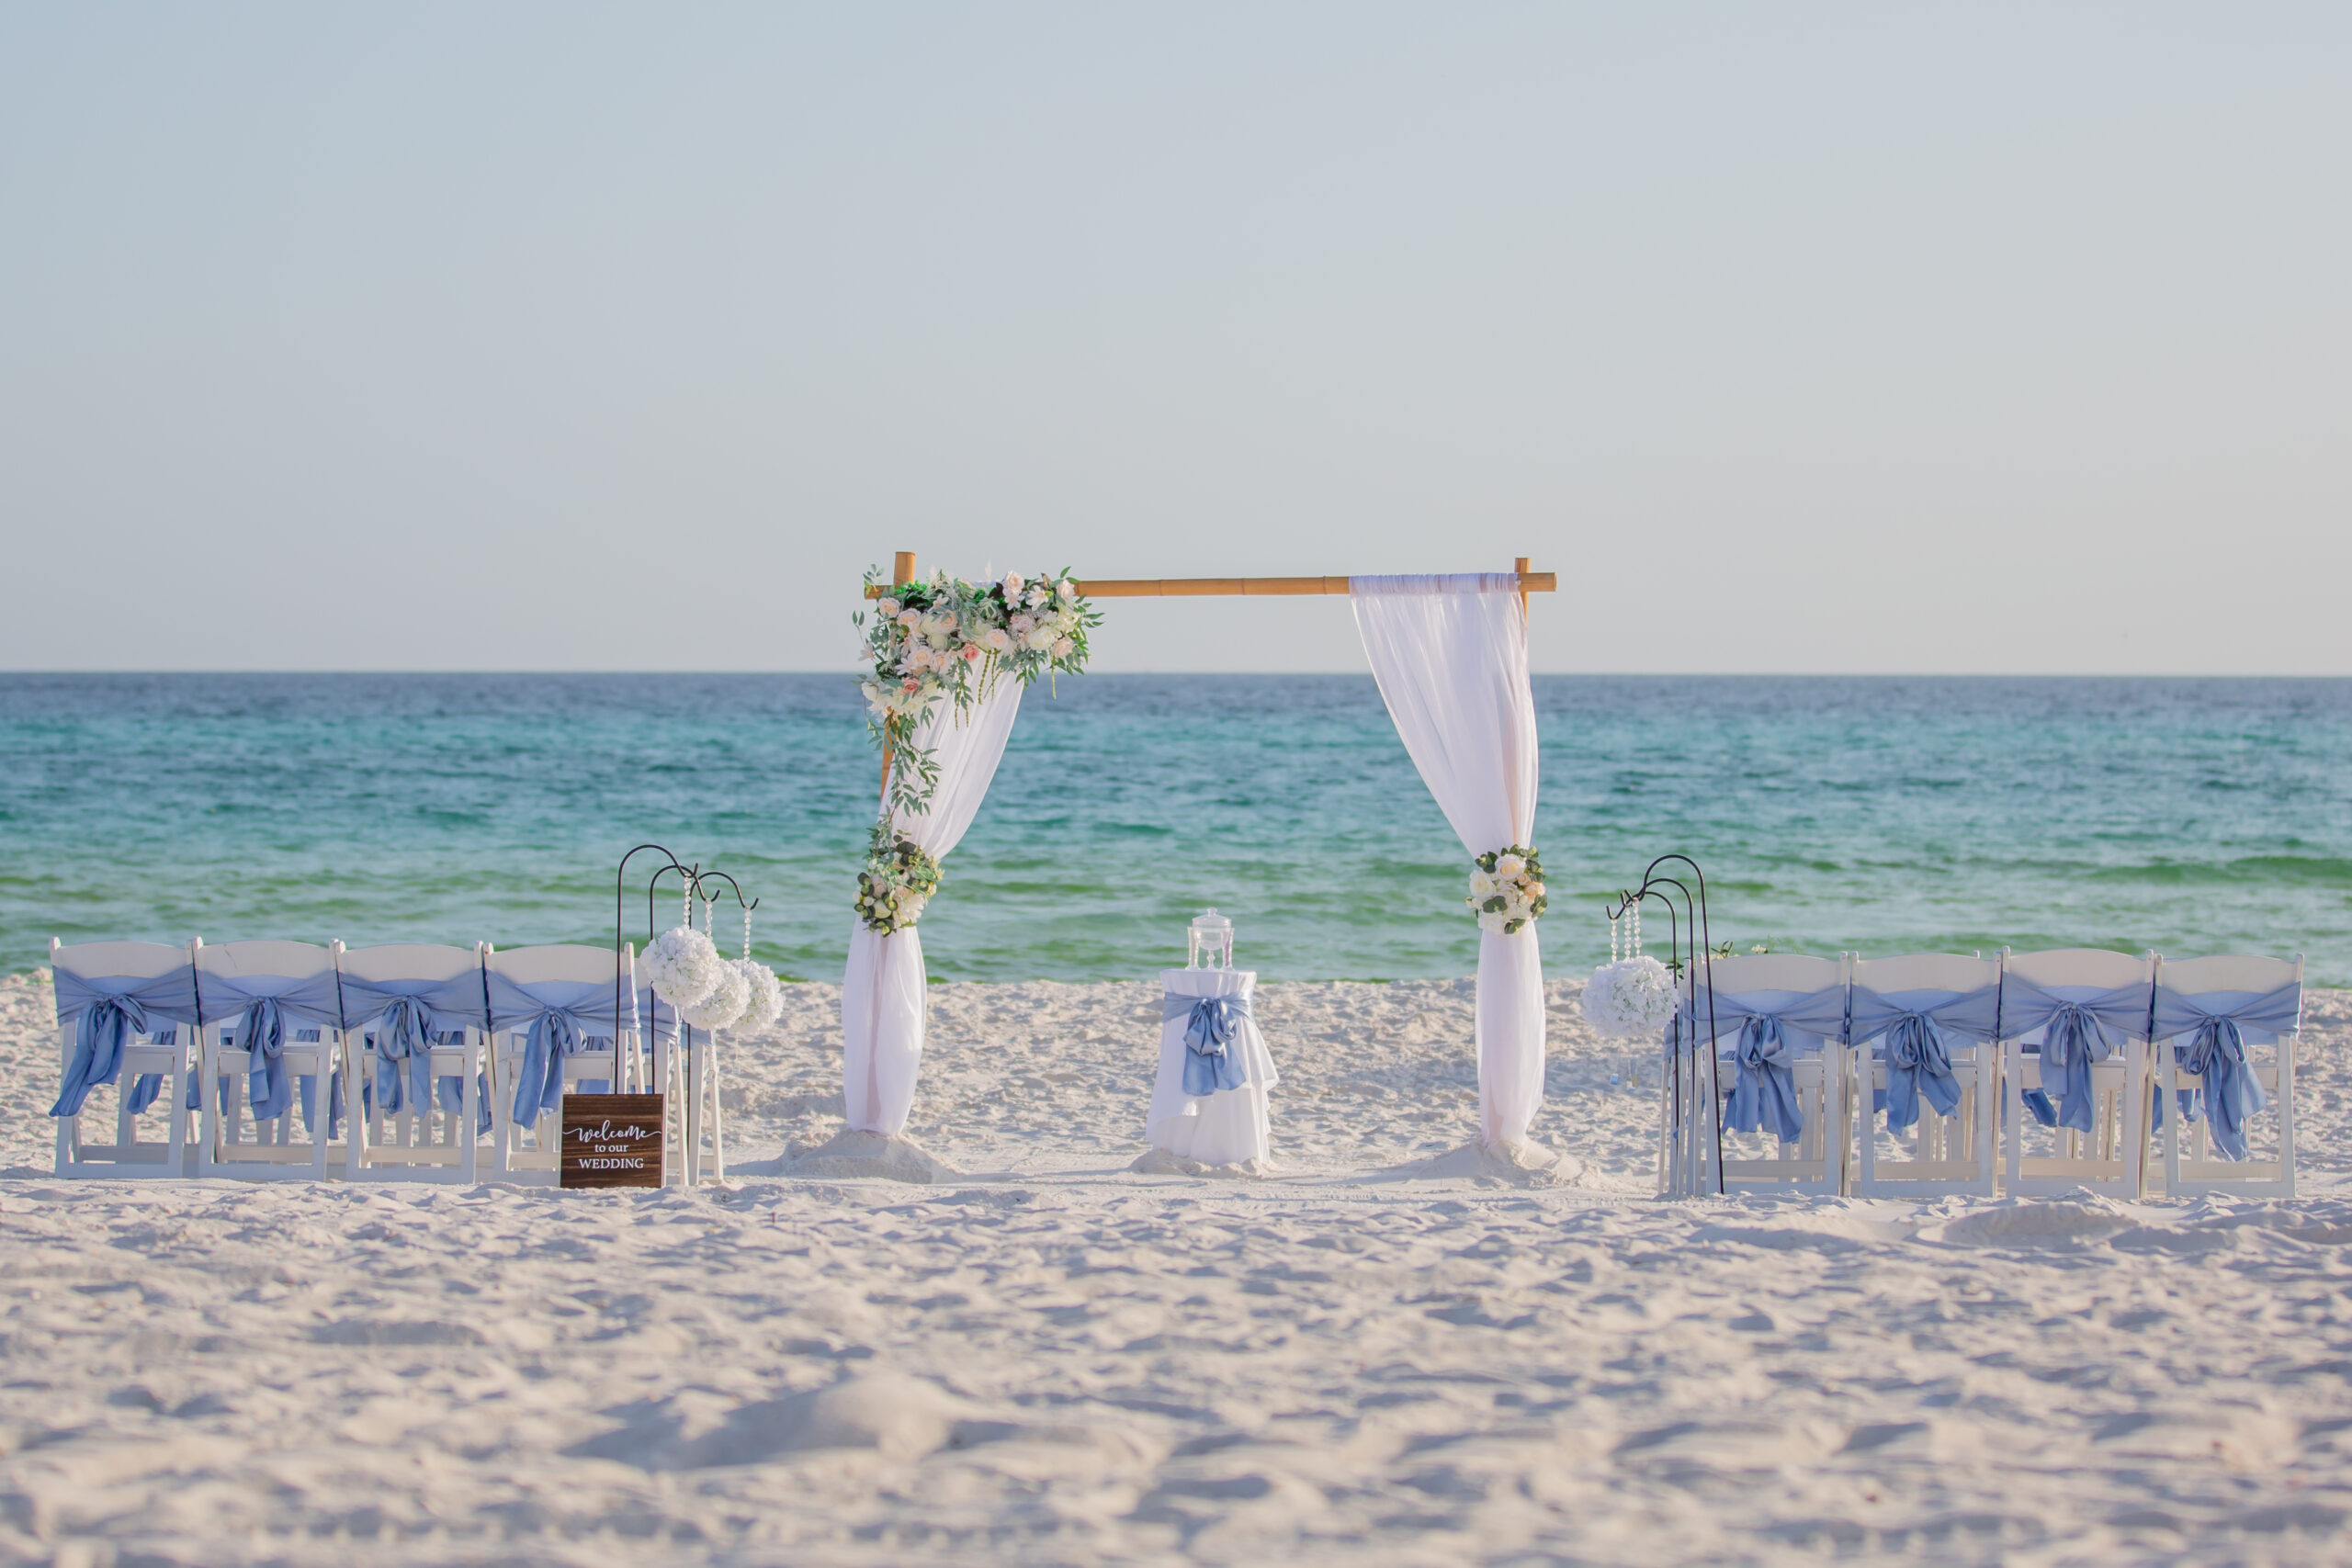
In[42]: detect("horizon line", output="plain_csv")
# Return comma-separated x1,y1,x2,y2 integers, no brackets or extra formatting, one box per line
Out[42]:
6,669,2352,682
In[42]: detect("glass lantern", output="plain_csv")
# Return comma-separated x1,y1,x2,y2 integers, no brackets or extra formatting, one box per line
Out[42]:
1187,908,1234,970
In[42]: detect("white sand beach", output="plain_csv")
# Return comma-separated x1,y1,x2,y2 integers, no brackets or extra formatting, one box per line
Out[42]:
5,968,2351,1565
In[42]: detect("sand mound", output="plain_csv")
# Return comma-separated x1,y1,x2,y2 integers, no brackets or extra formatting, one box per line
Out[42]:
1387,1136,1586,1188
1127,1146,1272,1179
750,1129,965,1184
570,1372,965,1469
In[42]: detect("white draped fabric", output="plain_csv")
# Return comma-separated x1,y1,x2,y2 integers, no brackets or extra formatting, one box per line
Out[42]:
1147,967,1279,1166
841,680,1025,1134
1349,575,1544,1147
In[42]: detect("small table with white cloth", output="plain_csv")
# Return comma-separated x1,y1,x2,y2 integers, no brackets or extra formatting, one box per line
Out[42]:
1147,967,1278,1167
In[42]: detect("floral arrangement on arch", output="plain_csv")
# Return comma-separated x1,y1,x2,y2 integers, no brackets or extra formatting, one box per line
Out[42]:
1467,845,1547,936
856,832,941,936
857,567,1099,818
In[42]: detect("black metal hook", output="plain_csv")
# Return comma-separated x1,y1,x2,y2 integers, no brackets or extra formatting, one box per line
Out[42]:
1605,854,1726,1196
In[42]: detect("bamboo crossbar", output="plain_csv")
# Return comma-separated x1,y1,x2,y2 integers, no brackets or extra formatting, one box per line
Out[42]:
864,570,1556,599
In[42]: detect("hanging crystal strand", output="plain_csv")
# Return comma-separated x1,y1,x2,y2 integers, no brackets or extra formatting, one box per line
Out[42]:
1610,911,1620,964
741,904,752,963
1631,905,1642,959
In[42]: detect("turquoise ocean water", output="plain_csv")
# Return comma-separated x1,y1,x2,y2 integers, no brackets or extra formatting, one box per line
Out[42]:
3,675,2347,985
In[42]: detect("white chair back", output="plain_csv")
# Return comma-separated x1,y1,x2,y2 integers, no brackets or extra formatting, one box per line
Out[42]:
2000,948,2155,1199
2151,952,2303,1199
191,940,344,1181
53,940,192,985
1676,953,1849,1198
2002,946,2150,997
1849,952,1997,999
1699,953,1846,999
336,942,482,989
49,937,200,1179
1849,952,2003,1199
334,942,489,1184
483,944,639,1183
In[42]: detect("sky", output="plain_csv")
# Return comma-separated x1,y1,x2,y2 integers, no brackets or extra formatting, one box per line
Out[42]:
2,4,2346,674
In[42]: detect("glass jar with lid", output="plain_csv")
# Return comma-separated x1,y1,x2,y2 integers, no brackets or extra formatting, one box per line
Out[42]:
1187,908,1234,970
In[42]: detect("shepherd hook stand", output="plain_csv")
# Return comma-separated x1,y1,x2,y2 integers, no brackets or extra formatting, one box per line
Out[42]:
1606,854,1726,1198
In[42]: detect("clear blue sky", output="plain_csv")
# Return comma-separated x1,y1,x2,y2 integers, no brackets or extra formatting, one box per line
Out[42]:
3,4,2345,672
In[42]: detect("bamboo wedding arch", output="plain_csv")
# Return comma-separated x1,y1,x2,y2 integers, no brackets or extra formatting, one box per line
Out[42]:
865,551,1559,609
862,549,1557,791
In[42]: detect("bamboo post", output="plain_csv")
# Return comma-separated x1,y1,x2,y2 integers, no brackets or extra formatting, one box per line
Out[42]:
879,550,915,805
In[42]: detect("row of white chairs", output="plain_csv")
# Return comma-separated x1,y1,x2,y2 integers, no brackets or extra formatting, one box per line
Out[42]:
1657,948,2302,1201
46,938,730,1186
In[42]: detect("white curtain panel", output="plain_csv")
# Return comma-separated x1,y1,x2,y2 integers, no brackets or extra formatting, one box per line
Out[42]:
1350,574,1544,1147
841,678,1026,1135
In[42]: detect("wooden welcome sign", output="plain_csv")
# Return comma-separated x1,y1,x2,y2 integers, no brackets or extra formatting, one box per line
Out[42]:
560,1093,665,1189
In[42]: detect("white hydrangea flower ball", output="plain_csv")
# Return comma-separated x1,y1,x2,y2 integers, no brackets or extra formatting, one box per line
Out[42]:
1582,955,1681,1040
733,957,784,1032
641,924,725,1009
683,957,751,1032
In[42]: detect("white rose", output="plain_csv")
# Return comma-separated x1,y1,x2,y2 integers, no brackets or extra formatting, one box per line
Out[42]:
1002,571,1025,596
1477,911,1508,936
1023,626,1056,651
1010,613,1035,636
877,597,900,617
1057,578,1076,601
1469,870,1499,898
1525,882,1545,901
1051,636,1074,658
985,627,1012,652
1496,852,1525,879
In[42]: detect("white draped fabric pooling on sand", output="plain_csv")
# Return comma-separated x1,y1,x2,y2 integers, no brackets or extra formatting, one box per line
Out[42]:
840,679,1023,1137
1350,574,1545,1151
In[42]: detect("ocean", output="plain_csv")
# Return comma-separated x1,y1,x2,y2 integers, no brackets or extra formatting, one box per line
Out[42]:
3,674,2347,985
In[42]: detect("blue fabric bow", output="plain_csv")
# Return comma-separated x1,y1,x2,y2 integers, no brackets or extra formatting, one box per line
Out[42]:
1164,992,1250,1097
2040,1003,2117,1134
1881,1014,1962,1134
2177,1018,2267,1160
238,998,291,1120
2149,981,2298,1161
1724,1016,1804,1144
1996,976,2150,1136
50,994,151,1119
371,996,438,1117
511,1009,587,1125
1849,983,1999,1134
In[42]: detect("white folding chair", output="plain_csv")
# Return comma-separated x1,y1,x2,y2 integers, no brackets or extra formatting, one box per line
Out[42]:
481,944,649,1184
194,940,345,1181
49,938,201,1178
1687,953,1851,1196
1848,953,2002,1199
2151,953,2301,1200
1999,948,2155,1199
334,942,490,1184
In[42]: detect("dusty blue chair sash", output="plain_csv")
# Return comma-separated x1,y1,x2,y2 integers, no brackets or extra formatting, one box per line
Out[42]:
1998,977,2151,1134
2151,981,2299,1161
195,965,344,1121
1849,985,2001,1134
1683,986,1848,1145
51,964,199,1119
482,967,649,1124
1164,992,1251,1097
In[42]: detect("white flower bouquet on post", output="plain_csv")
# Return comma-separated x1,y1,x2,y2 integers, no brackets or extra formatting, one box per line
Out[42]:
1467,845,1547,936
